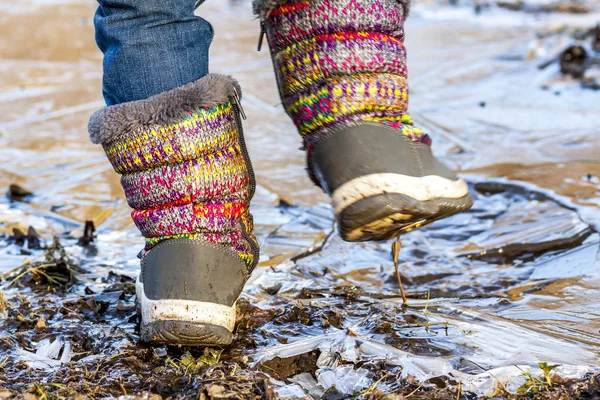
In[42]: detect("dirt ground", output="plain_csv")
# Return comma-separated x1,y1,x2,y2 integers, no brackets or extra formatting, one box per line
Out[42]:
0,0,599,398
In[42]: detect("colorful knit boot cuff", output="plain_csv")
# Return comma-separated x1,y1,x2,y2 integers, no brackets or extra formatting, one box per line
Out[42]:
88,74,259,273
254,0,430,182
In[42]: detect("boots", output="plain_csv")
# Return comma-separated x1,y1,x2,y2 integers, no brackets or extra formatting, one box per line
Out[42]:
89,74,259,346
254,0,473,242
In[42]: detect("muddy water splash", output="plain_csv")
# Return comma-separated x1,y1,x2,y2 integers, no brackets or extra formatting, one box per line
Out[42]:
1,0,599,398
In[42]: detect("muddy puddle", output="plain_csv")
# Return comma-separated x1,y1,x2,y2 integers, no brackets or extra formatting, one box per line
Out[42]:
1,0,599,398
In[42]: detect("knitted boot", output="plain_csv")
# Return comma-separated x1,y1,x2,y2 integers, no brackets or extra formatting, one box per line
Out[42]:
254,0,473,242
89,74,259,346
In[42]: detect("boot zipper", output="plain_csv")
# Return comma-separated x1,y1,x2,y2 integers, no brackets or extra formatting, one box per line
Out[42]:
231,87,246,120
230,89,260,273
230,90,254,198
256,19,287,102
257,21,266,52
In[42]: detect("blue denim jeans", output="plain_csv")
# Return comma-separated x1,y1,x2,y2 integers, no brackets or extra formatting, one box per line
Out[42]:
94,0,213,106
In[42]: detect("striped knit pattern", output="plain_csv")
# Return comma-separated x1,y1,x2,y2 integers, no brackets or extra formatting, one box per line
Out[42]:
103,102,258,271
260,0,430,147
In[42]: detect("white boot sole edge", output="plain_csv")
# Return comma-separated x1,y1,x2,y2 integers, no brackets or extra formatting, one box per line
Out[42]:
332,173,470,214
135,278,236,332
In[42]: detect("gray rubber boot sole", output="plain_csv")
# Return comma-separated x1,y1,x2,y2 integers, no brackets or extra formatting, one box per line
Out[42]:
338,192,474,242
142,320,234,346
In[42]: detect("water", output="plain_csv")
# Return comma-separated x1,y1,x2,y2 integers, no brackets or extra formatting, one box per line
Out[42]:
0,0,599,398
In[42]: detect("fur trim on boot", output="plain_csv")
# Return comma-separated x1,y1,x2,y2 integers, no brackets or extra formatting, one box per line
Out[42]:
89,73,242,145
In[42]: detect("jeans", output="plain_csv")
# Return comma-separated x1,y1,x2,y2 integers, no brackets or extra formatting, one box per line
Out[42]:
94,0,213,106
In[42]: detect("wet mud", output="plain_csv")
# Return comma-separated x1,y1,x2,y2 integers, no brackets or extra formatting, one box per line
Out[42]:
1,0,600,398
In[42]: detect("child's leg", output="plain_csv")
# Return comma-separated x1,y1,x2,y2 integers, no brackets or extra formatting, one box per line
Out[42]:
89,0,259,346
94,0,213,105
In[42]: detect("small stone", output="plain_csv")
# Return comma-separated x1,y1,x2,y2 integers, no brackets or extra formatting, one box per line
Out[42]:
7,184,32,200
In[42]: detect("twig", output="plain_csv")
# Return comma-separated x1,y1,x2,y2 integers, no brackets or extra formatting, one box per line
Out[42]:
392,238,407,306
7,263,57,287
405,382,424,398
7,265,39,287
424,289,431,314
362,371,390,395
